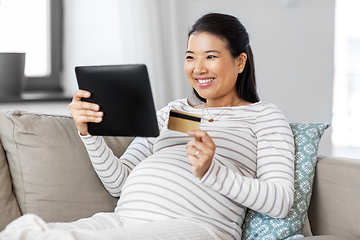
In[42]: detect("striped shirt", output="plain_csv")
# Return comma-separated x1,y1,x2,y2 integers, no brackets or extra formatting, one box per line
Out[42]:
80,99,294,240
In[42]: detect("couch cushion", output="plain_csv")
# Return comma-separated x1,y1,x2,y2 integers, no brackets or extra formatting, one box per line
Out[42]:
0,110,133,223
242,123,329,240
0,140,21,231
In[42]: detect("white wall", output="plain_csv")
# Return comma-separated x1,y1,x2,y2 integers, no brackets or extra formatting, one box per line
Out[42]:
62,0,124,98
62,0,335,155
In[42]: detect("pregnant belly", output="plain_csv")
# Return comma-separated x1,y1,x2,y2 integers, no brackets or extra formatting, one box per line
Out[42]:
114,153,209,222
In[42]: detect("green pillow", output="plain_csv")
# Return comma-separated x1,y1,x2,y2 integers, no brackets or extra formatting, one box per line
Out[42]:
241,123,330,240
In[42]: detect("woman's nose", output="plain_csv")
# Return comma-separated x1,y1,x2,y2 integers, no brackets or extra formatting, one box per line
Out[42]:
194,60,207,74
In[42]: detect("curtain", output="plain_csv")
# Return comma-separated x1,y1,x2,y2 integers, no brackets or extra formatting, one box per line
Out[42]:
63,0,191,110
117,0,191,109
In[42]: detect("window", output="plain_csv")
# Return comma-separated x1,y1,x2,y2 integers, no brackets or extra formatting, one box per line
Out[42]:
0,0,63,92
332,0,360,158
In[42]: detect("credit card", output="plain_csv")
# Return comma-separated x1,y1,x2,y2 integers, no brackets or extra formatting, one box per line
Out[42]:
168,110,201,133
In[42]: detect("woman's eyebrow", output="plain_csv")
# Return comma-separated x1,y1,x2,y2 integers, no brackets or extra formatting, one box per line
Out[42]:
205,50,221,54
185,50,221,54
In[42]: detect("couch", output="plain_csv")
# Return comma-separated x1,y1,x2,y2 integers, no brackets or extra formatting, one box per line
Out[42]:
0,110,358,239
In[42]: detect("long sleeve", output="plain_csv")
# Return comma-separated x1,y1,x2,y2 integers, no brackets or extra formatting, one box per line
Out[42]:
200,104,294,218
79,106,169,197
80,135,154,197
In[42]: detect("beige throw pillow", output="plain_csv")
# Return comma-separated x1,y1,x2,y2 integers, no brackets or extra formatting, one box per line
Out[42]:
0,111,133,223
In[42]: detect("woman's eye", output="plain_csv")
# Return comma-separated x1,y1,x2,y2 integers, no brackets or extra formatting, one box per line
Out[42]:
207,55,216,59
186,55,194,60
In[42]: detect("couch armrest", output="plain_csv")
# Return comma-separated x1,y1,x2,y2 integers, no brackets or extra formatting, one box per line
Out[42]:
0,140,21,231
308,156,360,239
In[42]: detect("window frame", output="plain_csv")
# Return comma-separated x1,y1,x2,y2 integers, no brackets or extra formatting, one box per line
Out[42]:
24,0,63,92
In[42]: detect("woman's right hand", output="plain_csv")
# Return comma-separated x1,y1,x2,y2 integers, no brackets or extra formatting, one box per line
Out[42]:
68,90,103,136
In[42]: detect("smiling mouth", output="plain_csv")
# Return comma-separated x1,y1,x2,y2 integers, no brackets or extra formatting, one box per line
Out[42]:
196,78,215,84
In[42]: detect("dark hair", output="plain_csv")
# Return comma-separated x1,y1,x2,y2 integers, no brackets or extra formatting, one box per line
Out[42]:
188,13,260,103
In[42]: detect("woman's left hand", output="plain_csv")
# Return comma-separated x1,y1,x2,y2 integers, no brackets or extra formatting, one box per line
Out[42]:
186,130,216,179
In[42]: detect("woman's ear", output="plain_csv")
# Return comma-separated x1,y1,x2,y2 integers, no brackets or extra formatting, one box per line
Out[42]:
237,53,247,73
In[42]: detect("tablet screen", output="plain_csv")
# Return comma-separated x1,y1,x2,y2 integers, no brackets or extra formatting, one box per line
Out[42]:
75,64,159,137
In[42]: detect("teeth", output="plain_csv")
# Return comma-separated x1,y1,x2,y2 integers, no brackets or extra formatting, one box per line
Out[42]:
198,78,214,84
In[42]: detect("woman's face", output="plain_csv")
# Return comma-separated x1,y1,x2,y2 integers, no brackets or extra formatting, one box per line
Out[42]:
184,32,246,106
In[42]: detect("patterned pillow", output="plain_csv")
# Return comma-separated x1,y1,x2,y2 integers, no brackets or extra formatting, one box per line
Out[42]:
241,123,330,240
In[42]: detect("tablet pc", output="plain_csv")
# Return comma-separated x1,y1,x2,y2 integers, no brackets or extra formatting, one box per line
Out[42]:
75,64,159,137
